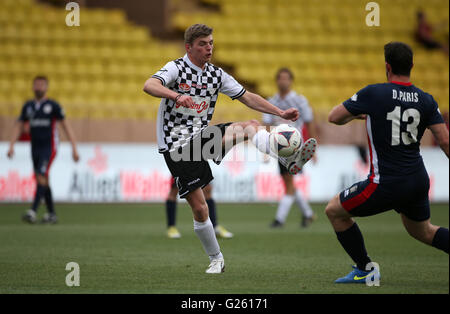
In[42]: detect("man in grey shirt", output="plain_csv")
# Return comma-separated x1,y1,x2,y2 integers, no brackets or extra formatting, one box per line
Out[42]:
263,68,317,228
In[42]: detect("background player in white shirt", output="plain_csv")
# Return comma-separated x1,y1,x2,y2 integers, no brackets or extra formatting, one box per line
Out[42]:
143,24,314,274
263,68,317,228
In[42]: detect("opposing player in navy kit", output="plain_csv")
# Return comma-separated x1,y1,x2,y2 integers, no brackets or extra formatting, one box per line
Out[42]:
326,42,449,283
7,76,79,224
144,24,315,273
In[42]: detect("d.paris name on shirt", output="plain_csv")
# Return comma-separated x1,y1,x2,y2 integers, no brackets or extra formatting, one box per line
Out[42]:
392,89,419,103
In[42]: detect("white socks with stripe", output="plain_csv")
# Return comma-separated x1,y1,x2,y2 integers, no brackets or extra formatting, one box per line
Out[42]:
193,217,223,261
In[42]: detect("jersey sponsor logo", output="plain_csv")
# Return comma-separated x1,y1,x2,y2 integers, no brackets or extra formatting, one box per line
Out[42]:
30,119,51,127
179,83,191,92
191,82,208,89
174,96,210,117
43,104,52,114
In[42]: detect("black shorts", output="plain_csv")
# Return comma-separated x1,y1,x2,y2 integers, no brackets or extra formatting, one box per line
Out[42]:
163,123,232,198
278,161,302,175
278,161,289,175
339,169,431,222
31,145,56,177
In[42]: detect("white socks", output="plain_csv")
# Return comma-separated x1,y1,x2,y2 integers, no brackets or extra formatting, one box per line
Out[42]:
275,195,295,223
193,217,223,261
275,191,314,222
295,189,314,218
252,129,288,167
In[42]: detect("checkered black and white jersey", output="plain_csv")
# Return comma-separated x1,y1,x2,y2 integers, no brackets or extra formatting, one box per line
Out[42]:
262,91,313,130
152,54,246,153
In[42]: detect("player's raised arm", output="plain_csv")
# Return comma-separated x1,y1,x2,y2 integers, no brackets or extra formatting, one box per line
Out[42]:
429,123,449,158
238,91,299,122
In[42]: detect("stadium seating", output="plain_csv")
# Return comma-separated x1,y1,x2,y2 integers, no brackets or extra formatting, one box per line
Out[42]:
173,0,449,117
0,0,448,123
0,0,182,119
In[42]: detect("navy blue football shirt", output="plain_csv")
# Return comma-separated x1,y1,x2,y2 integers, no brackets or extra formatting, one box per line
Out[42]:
18,99,65,148
343,81,444,183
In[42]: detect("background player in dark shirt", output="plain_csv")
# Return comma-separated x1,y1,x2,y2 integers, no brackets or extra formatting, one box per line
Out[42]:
326,42,449,283
7,76,79,224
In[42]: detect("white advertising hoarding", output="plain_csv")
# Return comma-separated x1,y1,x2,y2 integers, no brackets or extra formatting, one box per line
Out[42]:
0,142,448,203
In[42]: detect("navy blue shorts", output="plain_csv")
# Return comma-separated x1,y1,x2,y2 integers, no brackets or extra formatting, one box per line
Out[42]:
339,169,431,222
31,146,56,177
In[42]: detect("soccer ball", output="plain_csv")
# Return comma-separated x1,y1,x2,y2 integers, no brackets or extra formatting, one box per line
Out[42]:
269,124,302,157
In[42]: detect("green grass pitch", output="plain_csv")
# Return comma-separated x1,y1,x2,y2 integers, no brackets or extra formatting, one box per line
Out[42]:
0,203,448,294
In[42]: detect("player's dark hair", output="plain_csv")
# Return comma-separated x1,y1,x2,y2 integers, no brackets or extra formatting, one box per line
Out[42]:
33,75,49,83
276,68,294,81
384,42,413,76
184,24,213,45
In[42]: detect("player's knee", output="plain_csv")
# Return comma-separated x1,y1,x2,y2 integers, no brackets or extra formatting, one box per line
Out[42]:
248,120,262,138
192,203,209,222
249,119,261,127
36,175,48,186
325,196,341,220
324,203,335,220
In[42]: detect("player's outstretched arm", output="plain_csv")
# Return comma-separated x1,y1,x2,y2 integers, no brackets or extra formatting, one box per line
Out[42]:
429,123,449,158
6,121,24,159
328,104,366,125
60,120,80,162
238,91,299,121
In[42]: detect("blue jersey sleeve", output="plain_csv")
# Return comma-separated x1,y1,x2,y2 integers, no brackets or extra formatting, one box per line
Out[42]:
343,85,373,116
425,95,445,126
18,103,29,121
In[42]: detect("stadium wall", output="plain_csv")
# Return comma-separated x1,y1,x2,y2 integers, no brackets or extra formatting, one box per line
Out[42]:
1,142,448,203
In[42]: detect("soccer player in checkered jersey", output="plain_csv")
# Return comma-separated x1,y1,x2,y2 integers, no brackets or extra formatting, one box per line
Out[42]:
7,76,79,224
327,42,449,283
263,68,318,229
143,24,316,273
